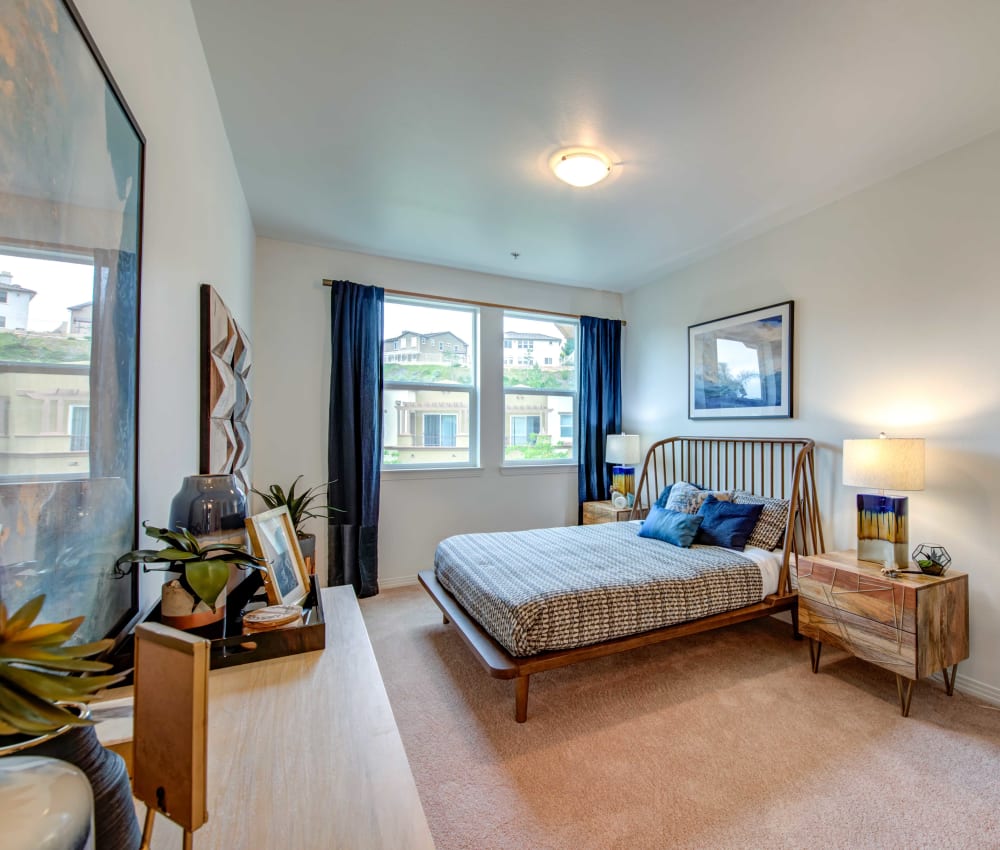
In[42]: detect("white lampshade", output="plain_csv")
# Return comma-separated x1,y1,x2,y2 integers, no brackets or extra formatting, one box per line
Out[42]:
606,433,641,466
843,435,925,491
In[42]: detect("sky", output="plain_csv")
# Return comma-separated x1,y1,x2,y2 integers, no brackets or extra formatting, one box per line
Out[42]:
0,254,93,333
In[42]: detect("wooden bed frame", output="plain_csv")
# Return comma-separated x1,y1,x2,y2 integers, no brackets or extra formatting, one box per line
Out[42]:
418,436,825,722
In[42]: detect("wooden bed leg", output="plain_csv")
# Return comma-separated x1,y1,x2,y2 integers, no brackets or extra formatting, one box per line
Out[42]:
791,604,803,640
515,676,530,723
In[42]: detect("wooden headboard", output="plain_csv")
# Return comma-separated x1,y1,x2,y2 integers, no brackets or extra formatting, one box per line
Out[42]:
631,436,824,595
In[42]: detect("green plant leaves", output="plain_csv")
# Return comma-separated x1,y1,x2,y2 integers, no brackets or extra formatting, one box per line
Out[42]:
184,560,230,612
0,595,125,735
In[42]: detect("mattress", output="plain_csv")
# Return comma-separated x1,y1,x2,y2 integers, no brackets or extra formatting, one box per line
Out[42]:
434,521,780,657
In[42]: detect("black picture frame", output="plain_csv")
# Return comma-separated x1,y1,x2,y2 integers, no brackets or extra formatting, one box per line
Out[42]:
0,0,145,644
688,301,793,420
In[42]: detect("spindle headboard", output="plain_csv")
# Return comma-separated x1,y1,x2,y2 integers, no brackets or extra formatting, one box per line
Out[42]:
631,436,824,593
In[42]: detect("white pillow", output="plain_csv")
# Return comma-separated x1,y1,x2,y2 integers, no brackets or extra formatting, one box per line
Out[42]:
664,481,733,514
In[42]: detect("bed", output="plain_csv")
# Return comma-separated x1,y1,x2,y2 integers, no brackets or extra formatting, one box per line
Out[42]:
418,436,824,722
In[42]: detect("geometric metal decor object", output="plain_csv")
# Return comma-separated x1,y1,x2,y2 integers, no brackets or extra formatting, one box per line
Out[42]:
200,284,252,491
911,543,952,576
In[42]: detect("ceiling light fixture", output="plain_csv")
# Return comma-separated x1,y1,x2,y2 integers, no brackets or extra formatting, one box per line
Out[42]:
550,147,613,188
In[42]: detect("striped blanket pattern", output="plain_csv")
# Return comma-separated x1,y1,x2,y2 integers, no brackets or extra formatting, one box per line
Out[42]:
434,521,763,657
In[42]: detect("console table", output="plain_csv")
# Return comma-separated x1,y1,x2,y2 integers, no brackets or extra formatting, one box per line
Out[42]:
95,586,435,849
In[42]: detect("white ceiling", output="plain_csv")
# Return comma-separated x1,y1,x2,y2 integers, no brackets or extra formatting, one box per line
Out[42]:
191,0,1000,292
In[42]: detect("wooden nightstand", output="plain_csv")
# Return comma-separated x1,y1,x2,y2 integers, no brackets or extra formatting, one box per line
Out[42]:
796,550,969,717
582,500,634,525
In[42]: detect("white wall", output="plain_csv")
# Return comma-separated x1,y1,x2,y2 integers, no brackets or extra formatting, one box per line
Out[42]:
253,238,621,586
76,0,255,610
623,130,1000,701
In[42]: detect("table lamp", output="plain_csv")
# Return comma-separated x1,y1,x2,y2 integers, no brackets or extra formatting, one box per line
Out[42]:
842,433,925,568
606,434,641,502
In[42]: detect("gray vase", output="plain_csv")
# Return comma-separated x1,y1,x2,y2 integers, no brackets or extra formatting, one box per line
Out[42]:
14,725,139,850
169,473,247,543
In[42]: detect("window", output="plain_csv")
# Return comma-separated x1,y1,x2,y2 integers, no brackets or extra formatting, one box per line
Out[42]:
423,414,457,447
503,313,577,464
68,405,90,451
0,316,5,328
510,415,541,446
560,413,573,439
382,297,478,468
0,291,7,303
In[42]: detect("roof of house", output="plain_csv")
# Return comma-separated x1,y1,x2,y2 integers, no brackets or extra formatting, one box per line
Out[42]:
385,330,467,346
504,331,561,342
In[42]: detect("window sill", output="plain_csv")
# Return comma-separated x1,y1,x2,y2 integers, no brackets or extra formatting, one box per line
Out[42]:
499,463,576,477
380,467,483,482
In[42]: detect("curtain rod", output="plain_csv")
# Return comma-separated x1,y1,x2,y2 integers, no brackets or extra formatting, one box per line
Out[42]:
322,279,626,326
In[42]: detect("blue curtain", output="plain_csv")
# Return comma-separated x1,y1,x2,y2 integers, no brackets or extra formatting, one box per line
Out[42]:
328,281,384,597
577,316,623,519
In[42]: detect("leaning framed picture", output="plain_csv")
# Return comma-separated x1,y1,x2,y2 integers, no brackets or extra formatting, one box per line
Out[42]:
245,507,309,606
688,301,793,420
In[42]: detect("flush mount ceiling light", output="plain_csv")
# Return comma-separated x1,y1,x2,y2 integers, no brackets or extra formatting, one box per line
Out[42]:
549,147,613,188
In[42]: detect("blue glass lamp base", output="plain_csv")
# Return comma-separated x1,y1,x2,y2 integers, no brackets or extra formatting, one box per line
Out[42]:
612,465,635,500
856,493,909,568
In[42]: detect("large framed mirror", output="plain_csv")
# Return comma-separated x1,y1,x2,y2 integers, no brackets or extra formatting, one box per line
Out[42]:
0,0,144,643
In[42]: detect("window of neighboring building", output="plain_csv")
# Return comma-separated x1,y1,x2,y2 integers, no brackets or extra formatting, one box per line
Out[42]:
0,291,7,303
0,316,5,328
68,405,90,451
503,313,577,464
382,297,478,468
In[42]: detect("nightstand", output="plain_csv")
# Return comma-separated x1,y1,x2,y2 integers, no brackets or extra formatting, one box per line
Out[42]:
796,550,969,717
582,500,634,525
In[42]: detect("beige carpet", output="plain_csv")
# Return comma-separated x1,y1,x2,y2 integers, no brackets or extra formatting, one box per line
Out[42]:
360,585,1000,850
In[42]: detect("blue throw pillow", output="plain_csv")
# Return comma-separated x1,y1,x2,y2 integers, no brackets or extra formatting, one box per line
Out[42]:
654,484,673,508
638,505,704,548
695,496,764,550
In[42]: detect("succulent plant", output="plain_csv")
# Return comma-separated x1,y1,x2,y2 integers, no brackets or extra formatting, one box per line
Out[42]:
115,523,264,613
0,595,124,736
252,476,343,537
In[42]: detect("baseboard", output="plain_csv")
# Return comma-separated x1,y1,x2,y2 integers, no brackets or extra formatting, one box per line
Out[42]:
928,670,1000,707
380,574,420,589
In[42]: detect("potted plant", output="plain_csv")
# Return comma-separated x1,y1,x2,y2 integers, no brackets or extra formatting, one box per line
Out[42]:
115,523,263,630
252,476,342,574
0,595,139,849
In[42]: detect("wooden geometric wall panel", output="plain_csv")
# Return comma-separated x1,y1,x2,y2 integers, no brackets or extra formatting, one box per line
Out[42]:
200,284,252,490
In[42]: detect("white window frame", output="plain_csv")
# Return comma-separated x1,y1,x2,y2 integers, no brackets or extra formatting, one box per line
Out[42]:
502,311,578,467
382,295,479,470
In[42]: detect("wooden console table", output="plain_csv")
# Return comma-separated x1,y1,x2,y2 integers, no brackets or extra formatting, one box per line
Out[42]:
95,587,435,849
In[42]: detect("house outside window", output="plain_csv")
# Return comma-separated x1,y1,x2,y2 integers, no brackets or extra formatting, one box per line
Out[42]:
502,313,577,464
382,296,478,468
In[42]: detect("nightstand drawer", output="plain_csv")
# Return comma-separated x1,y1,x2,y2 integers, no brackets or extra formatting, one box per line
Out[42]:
799,598,917,678
797,558,916,633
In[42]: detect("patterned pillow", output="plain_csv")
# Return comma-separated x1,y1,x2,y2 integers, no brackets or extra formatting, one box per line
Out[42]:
664,481,733,514
732,492,790,550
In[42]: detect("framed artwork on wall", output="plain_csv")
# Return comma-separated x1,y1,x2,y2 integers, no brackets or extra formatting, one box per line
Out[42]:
0,0,144,642
688,301,793,420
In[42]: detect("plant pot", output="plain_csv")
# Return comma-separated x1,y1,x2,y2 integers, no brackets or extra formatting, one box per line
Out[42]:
297,532,316,576
161,579,226,630
0,713,139,850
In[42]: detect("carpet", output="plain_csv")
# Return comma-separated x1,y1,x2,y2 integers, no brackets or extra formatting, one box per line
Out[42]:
360,585,1000,850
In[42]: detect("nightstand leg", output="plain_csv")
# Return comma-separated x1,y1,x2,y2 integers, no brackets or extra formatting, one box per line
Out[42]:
896,675,915,717
942,664,959,696
791,605,803,640
809,639,822,673
443,613,450,625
